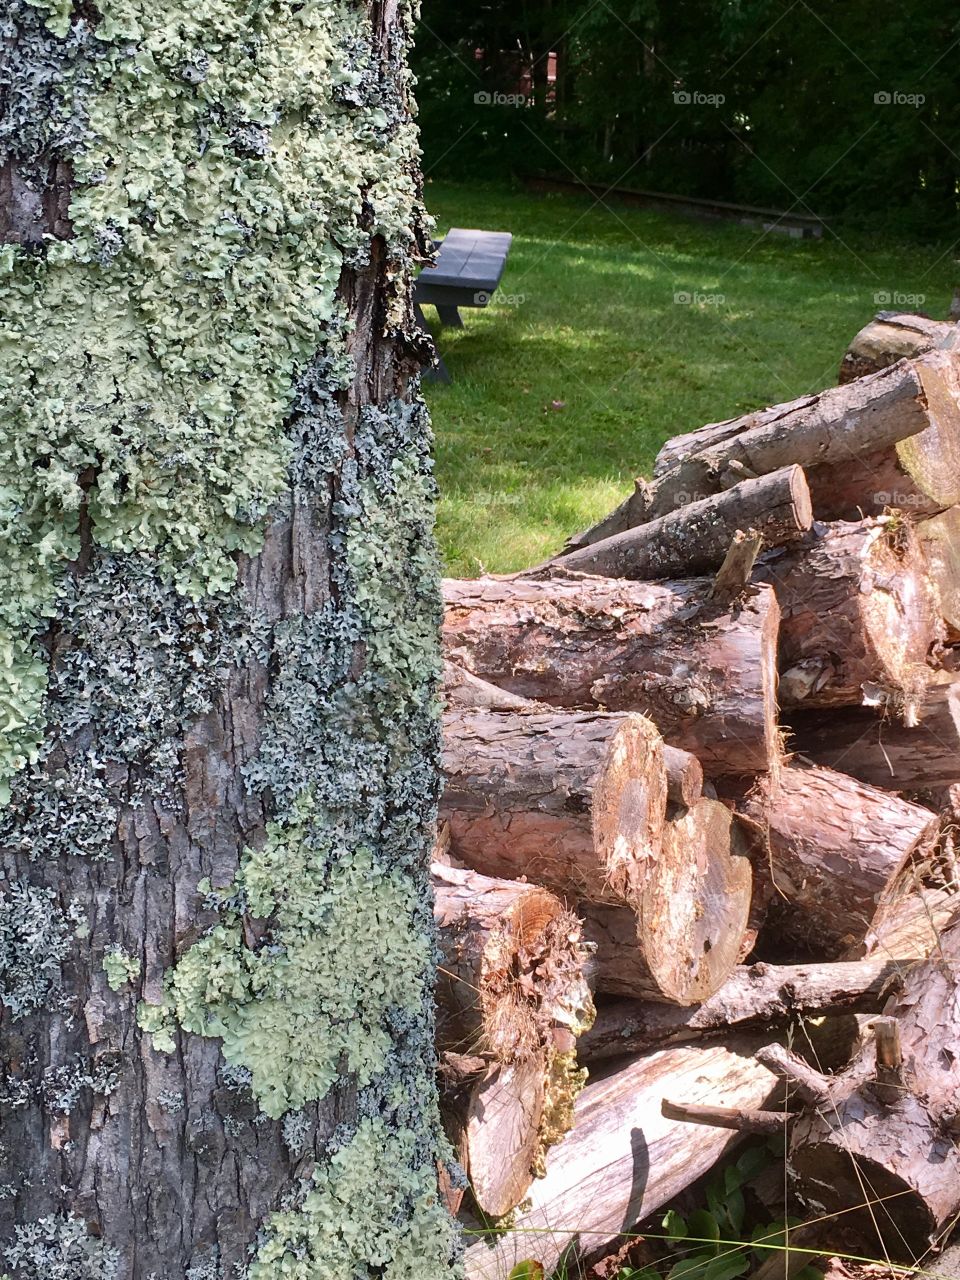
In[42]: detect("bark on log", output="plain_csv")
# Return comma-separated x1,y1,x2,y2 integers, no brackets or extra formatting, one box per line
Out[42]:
839,313,958,383
640,350,960,527
433,863,594,1065
789,680,960,790
558,465,813,579
440,709,668,907
919,508,960,642
778,923,960,1258
753,518,939,712
663,745,704,808
443,571,781,777
581,798,753,1005
582,353,960,540
462,1041,778,1280
579,957,903,1063
443,660,536,710
741,764,939,957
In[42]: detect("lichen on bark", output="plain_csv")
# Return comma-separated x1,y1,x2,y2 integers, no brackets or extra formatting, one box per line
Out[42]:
0,0,456,1273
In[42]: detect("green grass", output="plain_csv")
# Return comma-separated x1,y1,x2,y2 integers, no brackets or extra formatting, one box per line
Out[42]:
421,180,958,576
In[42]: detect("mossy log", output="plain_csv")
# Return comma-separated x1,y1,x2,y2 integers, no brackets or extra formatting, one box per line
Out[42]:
580,798,753,1005
839,313,957,383
433,862,594,1065
741,764,939,957
579,957,903,1062
558,465,813,579
765,924,960,1258
443,571,781,777
789,679,960,790
753,517,939,711
440,709,668,907
463,1040,778,1280
572,353,960,548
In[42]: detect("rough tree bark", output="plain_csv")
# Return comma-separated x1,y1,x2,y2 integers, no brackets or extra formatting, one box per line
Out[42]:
0,3,458,1277
443,572,782,777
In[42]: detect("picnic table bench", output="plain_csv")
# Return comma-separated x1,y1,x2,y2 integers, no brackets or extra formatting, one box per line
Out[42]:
414,227,513,381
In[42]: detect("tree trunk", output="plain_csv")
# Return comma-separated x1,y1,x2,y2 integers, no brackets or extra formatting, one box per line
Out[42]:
579,957,903,1062
753,518,939,712
741,765,939,957
839,313,958,383
440,709,668,907
642,351,960,527
778,924,960,1258
463,1041,778,1279
558,465,813,579
443,572,782,777
919,507,960,641
432,862,594,1065
581,798,754,1005
0,3,457,1275
790,679,960,790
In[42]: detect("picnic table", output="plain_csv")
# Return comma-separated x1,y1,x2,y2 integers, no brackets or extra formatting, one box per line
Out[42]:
414,227,513,381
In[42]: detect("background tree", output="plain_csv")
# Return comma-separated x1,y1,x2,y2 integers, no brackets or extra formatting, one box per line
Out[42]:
0,0,458,1276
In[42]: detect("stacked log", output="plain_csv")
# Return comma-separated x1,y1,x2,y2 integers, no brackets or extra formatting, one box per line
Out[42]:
436,334,960,1277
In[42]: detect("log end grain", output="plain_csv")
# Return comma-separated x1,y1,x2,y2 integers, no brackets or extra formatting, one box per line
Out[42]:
898,349,960,510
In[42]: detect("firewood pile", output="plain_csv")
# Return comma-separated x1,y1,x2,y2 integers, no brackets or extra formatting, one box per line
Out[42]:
433,314,960,1278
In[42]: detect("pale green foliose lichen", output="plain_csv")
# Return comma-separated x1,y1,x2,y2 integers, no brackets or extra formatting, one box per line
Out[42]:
1,1212,120,1279
249,1119,454,1279
101,946,140,991
0,878,72,1016
0,0,423,798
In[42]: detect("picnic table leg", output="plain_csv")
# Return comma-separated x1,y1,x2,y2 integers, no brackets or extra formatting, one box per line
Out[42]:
436,304,464,328
414,302,451,384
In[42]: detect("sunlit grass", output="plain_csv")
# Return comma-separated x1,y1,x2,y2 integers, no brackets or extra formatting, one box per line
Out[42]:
422,180,957,576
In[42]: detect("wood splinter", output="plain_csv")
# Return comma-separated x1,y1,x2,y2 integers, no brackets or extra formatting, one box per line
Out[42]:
711,528,763,602
872,1016,904,1104
661,1098,790,1135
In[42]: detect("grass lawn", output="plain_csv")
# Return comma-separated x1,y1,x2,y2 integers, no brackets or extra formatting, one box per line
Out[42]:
421,179,958,576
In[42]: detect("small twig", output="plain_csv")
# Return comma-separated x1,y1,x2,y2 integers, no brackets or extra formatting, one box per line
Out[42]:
661,1098,791,1135
756,1042,834,1107
711,528,763,602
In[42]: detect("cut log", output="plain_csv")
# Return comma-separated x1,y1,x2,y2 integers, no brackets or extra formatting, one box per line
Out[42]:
462,1040,778,1280
443,660,535,710
774,923,960,1258
861,883,960,961
578,957,903,1063
919,507,960,641
741,764,939,958
440,709,668,907
443,571,781,777
789,679,960,790
839,313,958,383
581,798,753,1005
753,517,939,712
634,350,960,528
663,744,703,809
558,465,813,579
462,1059,545,1218
432,863,594,1065
582,353,960,541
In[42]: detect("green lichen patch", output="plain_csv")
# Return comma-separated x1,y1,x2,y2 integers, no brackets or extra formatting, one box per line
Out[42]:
160,803,433,1119
101,946,139,991
0,878,72,1017
249,1119,457,1279
0,0,427,798
136,998,177,1055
